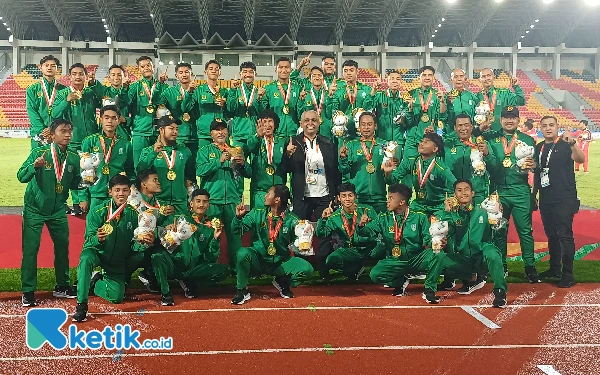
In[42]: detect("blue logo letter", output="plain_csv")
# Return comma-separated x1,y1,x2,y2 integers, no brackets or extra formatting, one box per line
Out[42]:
26,308,68,350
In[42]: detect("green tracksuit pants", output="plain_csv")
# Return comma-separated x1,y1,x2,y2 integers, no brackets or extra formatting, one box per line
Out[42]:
21,208,71,293
68,143,85,205
326,247,368,278
132,135,155,168
370,248,444,291
207,203,240,269
440,244,507,292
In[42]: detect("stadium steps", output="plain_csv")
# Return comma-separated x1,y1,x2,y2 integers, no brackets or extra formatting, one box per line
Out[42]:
523,70,551,90
435,73,451,92
532,92,556,109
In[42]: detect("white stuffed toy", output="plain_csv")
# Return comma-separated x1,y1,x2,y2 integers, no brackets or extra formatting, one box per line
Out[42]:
160,217,198,252
78,151,101,188
353,108,366,136
514,140,535,171
292,220,315,256
381,141,398,169
474,100,491,126
156,104,171,119
429,216,448,254
480,191,507,230
470,149,486,176
332,111,349,138
134,210,157,247
186,180,199,203
127,186,143,210
393,108,408,125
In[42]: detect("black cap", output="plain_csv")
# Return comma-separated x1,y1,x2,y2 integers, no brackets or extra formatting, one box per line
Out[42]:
210,118,227,131
501,105,520,118
156,115,182,129
422,132,445,156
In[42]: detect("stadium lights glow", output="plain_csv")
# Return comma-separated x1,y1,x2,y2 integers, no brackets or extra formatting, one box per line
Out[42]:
190,61,193,64
495,0,503,2
8,35,13,43
159,61,164,65
526,30,530,33
104,25,108,28
445,0,457,3
535,19,539,22
168,60,174,65
0,17,3,20
530,24,535,28
438,23,441,27
102,18,105,22
521,35,525,38
2,23,5,26
584,0,600,6
441,18,445,21
106,36,112,45
543,0,554,4
432,34,435,38
105,29,109,33
6,28,10,31
434,29,438,32
150,13,154,18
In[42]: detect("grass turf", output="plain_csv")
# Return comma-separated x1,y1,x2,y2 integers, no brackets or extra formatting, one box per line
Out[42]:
0,260,598,293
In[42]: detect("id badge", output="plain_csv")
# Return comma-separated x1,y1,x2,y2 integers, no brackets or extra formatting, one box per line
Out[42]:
541,168,550,188
306,175,317,185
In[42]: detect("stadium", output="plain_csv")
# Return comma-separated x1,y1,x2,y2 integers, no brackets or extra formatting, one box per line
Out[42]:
1,0,600,373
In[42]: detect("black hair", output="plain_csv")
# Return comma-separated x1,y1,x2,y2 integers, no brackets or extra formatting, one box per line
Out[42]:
68,63,86,74
108,64,125,73
136,56,153,65
524,122,534,130
109,174,131,189
580,120,588,126
272,184,290,212
190,188,210,201
419,66,435,75
322,54,336,62
358,111,376,124
342,60,358,69
136,168,158,190
453,178,473,191
175,62,192,72
258,109,280,132
49,119,72,133
422,132,445,156
205,59,221,70
40,55,59,66
240,61,257,71
454,113,472,124
388,183,412,201
310,66,325,76
100,105,121,118
338,183,356,194
276,56,291,65
387,70,401,76
540,115,558,124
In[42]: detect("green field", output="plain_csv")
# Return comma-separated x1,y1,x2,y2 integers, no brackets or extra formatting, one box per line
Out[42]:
2,138,599,208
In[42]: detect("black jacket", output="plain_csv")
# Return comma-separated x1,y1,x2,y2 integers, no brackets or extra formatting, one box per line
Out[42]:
280,134,341,201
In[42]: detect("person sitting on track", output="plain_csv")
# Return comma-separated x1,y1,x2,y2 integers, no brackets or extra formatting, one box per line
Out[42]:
231,185,314,305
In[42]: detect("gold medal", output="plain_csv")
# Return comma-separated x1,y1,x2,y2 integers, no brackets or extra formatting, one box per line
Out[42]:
45,162,52,169
146,105,154,114
55,182,63,194
182,113,191,122
159,205,168,216
476,136,485,143
351,107,359,117
502,157,512,168
418,190,425,199
167,170,176,180
450,89,459,97
392,245,402,258
245,111,249,117
319,117,323,124
266,165,275,175
268,243,276,256
283,105,290,115
101,223,113,235
421,114,430,123
47,107,52,115
211,217,221,229
366,163,375,174
402,92,411,101
102,164,110,175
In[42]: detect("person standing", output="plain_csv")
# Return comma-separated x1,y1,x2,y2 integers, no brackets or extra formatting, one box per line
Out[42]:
297,67,334,138
476,69,525,131
575,120,592,173
533,116,585,288
292,53,338,91
445,68,478,135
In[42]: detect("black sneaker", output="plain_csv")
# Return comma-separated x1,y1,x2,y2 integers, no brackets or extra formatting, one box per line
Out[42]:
558,277,576,288
272,277,294,299
231,288,251,305
539,269,562,279
161,294,175,306
72,302,88,322
71,205,83,216
422,288,440,304
503,264,508,278
22,292,37,307
65,206,73,215
138,270,159,293
392,277,410,297
525,266,541,283
53,285,77,298
438,279,456,291
407,273,427,280
89,271,103,296
457,279,486,295
178,280,196,299
492,288,507,308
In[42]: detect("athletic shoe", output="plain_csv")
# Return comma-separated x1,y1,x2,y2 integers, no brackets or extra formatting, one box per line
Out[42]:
89,271,103,296
525,266,541,283
539,269,562,279
72,303,88,322
558,277,576,288
354,266,365,281
22,292,37,307
503,264,508,278
161,294,175,306
438,279,456,291
53,285,77,298
457,279,486,295
231,289,251,305
178,280,196,298
272,277,294,299
422,288,440,304
392,277,410,297
71,205,83,216
65,206,73,215
492,289,507,309
407,273,427,280
138,270,159,293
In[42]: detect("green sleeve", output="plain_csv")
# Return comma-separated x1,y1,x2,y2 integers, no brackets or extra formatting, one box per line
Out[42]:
419,214,432,248
323,95,334,118
26,85,46,132
84,208,104,247
17,149,41,183
482,129,502,141
205,235,221,263
357,212,381,237
136,147,157,173
52,89,70,119
232,211,255,236
153,82,169,103
338,146,352,175
511,86,526,106
182,89,197,113
259,86,270,110
316,217,333,237
246,134,261,154
88,80,105,101
157,90,168,106
184,148,196,183
124,144,136,184
226,87,240,112
241,159,252,179
484,140,500,175
69,159,83,191
388,158,411,185
196,147,221,177
128,83,138,110
442,165,457,194
290,69,300,81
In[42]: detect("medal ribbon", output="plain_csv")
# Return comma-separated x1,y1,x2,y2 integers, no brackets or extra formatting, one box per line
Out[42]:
161,149,177,170
539,138,559,167
310,88,325,117
180,85,186,98
99,135,117,166
141,197,160,210
387,89,399,99
360,139,376,162
268,211,286,243
207,83,220,96
346,84,357,106
393,208,410,245
50,143,67,184
418,89,433,112
41,79,58,108
105,201,127,223
483,89,497,111
141,81,156,102
192,214,211,226
461,137,477,149
501,134,519,157
416,157,436,190
277,82,292,106
241,84,256,109
265,137,274,165
215,143,230,153
341,210,358,240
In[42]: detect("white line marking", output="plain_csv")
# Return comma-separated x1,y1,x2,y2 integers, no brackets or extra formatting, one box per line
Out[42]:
1,344,600,362
461,306,501,329
1,303,599,318
537,365,563,375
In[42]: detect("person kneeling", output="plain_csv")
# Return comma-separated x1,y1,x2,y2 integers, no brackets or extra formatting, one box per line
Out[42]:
363,184,444,303
231,185,314,305
151,189,229,306
73,175,152,322
437,179,507,308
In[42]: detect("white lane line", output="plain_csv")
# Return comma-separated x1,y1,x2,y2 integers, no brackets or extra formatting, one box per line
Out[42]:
461,306,501,329
537,365,563,375
1,344,600,362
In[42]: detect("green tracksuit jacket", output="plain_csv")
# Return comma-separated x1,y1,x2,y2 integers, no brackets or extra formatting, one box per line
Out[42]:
157,84,199,145
329,81,374,139
26,78,67,140
475,86,525,131
316,205,378,254
182,83,230,142
226,83,266,142
445,89,478,133
482,129,534,191
372,90,412,144
128,78,169,136
87,81,131,139
259,80,303,137
404,86,448,156
246,134,287,193
53,86,100,146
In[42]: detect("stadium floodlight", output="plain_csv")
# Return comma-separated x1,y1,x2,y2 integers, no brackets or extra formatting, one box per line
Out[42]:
104,25,108,29
2,23,5,26
432,34,435,37
169,60,174,65
106,36,112,45
445,0,457,4
429,41,434,48
434,29,438,32
530,24,535,28
441,18,445,21
526,30,530,33
8,35,13,43
495,0,503,2
190,61,193,64
438,23,441,27
102,18,105,22
542,0,554,4
521,35,525,38
105,29,109,33
518,42,522,49
0,17,3,20
535,19,539,22
159,61,164,65
584,0,600,5
6,27,10,31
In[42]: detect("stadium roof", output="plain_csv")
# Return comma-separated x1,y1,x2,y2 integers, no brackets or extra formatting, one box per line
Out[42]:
0,0,599,48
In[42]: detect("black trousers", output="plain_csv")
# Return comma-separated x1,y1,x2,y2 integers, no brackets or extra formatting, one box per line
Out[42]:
539,200,579,279
293,195,334,277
